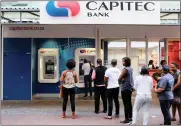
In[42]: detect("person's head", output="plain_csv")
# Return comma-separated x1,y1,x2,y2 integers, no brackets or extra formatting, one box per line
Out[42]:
84,59,88,63
66,59,76,70
162,64,170,74
111,59,117,67
160,60,167,66
148,60,154,65
140,66,149,76
170,63,179,73
97,59,102,66
122,57,131,67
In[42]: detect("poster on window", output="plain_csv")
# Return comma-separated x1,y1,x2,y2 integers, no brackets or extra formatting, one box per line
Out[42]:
168,41,180,68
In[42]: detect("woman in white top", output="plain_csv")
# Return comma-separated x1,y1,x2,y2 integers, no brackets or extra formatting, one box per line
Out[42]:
131,66,153,125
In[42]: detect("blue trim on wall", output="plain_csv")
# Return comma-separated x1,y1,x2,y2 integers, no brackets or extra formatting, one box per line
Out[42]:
3,38,32,100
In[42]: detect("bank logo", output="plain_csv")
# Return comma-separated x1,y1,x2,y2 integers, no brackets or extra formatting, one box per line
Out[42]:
80,50,86,53
46,1,80,17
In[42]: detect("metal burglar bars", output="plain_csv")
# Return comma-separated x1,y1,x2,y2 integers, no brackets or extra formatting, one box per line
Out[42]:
1,1,181,25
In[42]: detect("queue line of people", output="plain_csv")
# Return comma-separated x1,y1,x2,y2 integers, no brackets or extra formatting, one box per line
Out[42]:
59,58,181,125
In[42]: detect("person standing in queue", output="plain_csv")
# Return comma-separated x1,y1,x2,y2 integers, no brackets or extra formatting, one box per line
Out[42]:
92,59,107,114
119,57,134,124
60,59,78,119
131,66,153,125
104,59,121,119
154,65,174,125
82,59,92,97
170,63,181,125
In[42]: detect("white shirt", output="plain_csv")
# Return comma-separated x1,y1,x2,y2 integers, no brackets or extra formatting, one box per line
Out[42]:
105,67,121,89
134,75,153,97
82,63,91,75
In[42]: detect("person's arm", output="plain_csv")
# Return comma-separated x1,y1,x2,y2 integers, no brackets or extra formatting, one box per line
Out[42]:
134,77,138,90
60,71,66,82
119,68,127,80
173,74,181,91
154,78,167,93
104,70,109,87
74,72,78,83
104,77,108,88
82,64,84,70
92,69,96,80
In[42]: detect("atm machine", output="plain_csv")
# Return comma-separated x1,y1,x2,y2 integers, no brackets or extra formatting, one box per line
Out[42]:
38,48,59,83
75,48,104,88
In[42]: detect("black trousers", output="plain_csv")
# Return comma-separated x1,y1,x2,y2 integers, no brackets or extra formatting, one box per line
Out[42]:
94,86,107,113
62,87,75,112
121,90,133,120
107,87,120,116
159,100,172,125
84,75,92,96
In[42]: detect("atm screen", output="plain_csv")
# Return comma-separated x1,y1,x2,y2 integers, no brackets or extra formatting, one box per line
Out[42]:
45,62,54,74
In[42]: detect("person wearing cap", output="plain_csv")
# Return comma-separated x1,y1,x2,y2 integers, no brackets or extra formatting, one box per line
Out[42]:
155,65,174,125
104,59,121,119
92,59,107,114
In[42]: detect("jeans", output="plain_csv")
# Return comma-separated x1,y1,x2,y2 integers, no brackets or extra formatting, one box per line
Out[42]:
132,95,152,125
94,86,107,113
84,75,92,96
159,99,172,125
121,90,133,120
107,87,120,117
62,87,75,112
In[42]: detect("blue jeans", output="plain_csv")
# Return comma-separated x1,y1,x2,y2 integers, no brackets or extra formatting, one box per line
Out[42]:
159,100,172,125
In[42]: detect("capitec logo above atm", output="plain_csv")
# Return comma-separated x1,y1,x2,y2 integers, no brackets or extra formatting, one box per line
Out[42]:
80,49,95,53
46,1,80,17
45,1,156,18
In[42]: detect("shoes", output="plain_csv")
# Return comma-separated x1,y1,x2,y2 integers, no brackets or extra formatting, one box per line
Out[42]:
178,120,181,125
94,111,99,114
72,112,76,119
114,114,119,118
172,118,176,121
62,112,66,118
104,116,112,119
120,119,131,124
102,110,107,113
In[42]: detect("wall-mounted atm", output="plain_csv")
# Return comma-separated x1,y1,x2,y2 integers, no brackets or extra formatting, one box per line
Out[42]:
38,48,59,83
75,48,104,88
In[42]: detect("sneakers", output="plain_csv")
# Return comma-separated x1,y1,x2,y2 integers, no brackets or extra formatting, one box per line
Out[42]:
62,112,76,119
114,114,119,118
62,112,66,118
178,120,181,125
120,119,132,124
72,112,76,119
104,116,112,119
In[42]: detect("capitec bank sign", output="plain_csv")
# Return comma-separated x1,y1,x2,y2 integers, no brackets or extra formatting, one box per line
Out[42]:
40,1,160,24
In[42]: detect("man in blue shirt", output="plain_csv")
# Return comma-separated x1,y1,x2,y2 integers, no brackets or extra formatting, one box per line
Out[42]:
155,65,174,125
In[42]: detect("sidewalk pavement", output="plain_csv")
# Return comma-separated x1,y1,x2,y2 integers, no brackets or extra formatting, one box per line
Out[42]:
1,99,180,125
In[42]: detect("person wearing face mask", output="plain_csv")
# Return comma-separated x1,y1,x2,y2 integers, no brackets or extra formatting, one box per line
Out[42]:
92,59,107,114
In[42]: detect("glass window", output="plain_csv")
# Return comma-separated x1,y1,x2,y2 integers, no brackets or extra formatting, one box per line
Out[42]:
130,41,146,78
148,42,159,69
108,39,126,70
